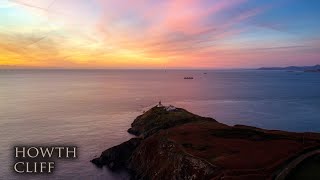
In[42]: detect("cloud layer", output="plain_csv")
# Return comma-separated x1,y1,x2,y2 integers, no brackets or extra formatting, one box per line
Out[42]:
1,0,320,68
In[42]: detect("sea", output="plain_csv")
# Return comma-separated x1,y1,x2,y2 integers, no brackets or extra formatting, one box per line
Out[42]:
0,69,320,179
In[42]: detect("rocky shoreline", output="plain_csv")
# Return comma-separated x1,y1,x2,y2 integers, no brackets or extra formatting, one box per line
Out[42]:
91,105,320,180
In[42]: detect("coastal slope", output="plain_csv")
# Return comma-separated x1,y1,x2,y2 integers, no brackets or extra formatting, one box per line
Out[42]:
92,106,320,180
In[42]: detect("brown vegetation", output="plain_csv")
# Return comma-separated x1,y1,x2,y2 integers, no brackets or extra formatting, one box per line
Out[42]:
92,106,320,180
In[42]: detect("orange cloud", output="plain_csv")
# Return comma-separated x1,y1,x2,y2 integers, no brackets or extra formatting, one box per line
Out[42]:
1,0,320,68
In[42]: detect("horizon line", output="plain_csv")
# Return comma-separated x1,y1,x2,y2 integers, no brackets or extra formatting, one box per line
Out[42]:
0,64,319,71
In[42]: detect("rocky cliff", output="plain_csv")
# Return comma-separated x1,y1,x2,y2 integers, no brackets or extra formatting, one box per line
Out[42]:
91,106,320,180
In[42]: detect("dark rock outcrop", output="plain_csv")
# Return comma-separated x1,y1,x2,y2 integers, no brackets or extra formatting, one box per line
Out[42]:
128,132,219,180
91,138,141,170
127,106,215,138
92,106,320,180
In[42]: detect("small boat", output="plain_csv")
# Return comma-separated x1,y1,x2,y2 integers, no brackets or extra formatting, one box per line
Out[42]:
184,77,194,79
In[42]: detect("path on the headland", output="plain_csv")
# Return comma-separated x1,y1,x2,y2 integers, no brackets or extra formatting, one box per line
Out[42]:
275,149,320,180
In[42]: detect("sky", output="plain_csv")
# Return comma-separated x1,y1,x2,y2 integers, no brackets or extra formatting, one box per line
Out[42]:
0,0,319,69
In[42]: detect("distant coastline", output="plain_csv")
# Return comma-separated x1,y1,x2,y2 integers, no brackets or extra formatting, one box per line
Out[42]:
2,65,320,72
258,64,320,72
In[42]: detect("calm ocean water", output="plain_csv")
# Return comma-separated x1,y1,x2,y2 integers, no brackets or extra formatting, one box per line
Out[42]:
1,69,320,179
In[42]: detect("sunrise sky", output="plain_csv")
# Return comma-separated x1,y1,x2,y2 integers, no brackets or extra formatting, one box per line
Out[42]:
0,0,319,68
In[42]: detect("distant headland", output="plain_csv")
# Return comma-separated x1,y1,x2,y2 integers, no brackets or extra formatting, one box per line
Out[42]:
258,64,320,72
91,105,320,180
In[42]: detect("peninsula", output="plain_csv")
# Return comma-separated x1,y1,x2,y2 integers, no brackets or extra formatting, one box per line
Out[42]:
91,105,320,179
258,64,320,72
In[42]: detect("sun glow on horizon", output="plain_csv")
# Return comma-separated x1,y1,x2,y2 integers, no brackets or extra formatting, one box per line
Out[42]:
1,0,320,68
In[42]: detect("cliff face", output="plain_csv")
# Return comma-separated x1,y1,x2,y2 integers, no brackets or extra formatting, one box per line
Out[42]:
129,132,219,180
91,138,141,170
92,106,320,180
